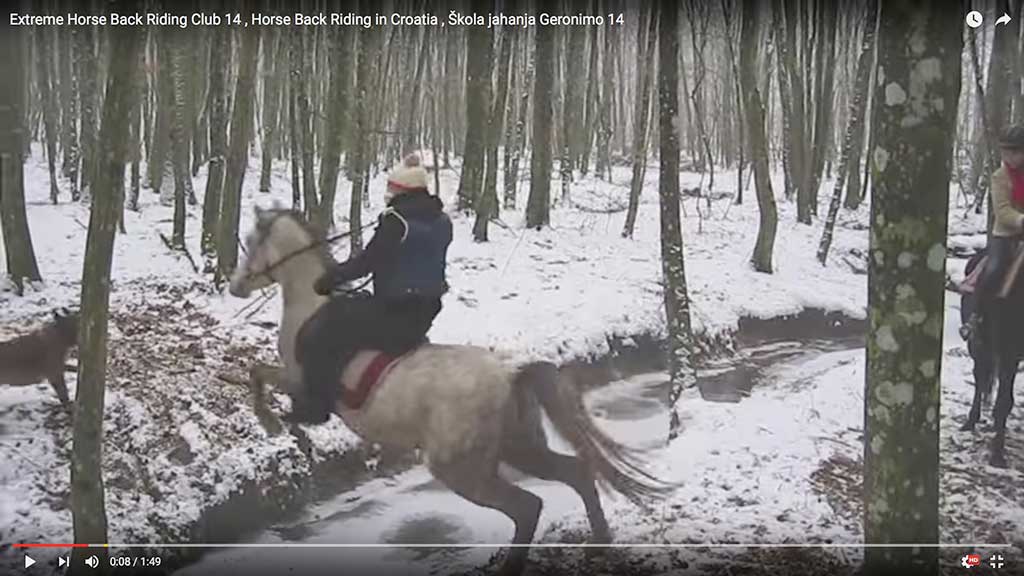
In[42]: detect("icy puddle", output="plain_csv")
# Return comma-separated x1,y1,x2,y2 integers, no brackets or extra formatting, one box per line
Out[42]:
177,340,859,576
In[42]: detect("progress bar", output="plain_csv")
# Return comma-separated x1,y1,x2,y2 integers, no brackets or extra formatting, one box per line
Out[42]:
12,543,1016,549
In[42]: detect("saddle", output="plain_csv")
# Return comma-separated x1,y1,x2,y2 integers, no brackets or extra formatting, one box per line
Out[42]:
337,350,407,410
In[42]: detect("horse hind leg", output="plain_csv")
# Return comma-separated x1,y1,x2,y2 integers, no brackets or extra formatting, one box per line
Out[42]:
500,439,612,544
429,456,542,576
962,343,991,431
989,357,1017,468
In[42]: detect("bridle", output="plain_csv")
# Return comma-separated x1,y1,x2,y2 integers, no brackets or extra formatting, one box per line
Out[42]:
240,212,375,285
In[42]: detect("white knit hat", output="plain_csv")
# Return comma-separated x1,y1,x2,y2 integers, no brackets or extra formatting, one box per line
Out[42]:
387,154,429,192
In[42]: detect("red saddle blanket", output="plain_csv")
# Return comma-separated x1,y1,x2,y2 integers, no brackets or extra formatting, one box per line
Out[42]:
339,351,404,410
959,255,988,294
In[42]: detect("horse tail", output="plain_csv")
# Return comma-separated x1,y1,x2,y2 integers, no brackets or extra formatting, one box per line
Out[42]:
513,361,679,508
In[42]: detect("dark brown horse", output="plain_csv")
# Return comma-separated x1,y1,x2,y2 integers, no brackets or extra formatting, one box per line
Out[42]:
960,248,1018,467
0,308,78,408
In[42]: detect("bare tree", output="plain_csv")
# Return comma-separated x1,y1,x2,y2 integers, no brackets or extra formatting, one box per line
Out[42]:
741,0,777,273
622,7,657,239
201,25,229,261
456,0,493,212
215,26,260,283
526,14,555,229
70,16,142,573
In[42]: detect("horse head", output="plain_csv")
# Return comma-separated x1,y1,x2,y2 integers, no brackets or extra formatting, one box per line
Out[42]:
228,204,331,298
51,307,79,347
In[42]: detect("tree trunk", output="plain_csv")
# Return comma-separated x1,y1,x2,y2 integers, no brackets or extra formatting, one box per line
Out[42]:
295,27,318,221
657,2,697,442
0,23,42,294
165,28,191,250
76,24,99,202
863,3,961,573
817,0,878,264
317,27,352,231
35,28,61,204
70,18,142,573
456,0,492,212
505,34,533,211
526,15,555,229
772,2,794,200
474,22,513,242
259,27,281,193
348,14,375,255
741,0,778,273
806,0,837,215
215,26,260,283
720,0,745,205
59,23,79,200
622,8,658,239
844,0,880,210
780,0,810,222
201,25,229,260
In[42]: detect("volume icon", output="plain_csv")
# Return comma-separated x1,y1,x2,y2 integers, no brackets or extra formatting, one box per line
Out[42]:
85,555,99,568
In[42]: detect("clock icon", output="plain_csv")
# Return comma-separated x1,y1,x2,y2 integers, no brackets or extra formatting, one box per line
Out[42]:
967,10,984,28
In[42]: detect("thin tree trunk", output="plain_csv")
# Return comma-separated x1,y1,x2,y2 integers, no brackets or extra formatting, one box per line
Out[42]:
657,2,697,442
456,1,492,212
526,13,555,229
259,27,281,193
215,26,260,283
844,0,880,210
70,17,142,572
76,24,99,202
474,22,513,242
35,28,61,204
505,34,533,211
817,0,878,264
349,15,374,255
165,28,191,250
201,25,228,260
622,8,658,239
295,27,318,221
317,27,351,231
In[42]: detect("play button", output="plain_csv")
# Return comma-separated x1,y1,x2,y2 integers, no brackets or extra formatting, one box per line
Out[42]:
24,555,35,568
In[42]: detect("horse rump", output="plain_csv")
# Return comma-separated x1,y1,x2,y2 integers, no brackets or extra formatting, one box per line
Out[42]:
512,361,679,507
0,309,78,406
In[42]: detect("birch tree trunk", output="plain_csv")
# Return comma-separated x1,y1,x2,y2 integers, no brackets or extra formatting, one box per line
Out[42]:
863,3,961,573
657,2,697,442
70,19,142,573
816,0,878,265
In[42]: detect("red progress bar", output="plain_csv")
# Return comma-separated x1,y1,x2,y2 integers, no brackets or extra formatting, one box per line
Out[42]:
13,544,90,548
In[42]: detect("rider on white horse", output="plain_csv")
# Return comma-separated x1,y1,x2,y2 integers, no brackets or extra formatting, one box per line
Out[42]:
962,124,1024,342
286,153,453,424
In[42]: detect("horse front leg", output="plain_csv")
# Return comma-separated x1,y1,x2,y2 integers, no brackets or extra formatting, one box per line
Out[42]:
989,356,1017,468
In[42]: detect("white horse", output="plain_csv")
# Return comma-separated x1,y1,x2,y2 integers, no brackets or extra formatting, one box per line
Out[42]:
228,205,675,575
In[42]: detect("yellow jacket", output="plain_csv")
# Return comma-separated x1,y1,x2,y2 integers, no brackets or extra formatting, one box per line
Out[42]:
991,165,1024,237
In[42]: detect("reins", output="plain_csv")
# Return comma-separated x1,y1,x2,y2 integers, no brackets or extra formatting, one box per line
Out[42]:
250,219,376,283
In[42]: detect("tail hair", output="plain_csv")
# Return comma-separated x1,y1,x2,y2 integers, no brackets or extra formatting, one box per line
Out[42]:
514,361,680,508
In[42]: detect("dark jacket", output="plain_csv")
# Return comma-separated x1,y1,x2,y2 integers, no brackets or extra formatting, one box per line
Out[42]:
328,190,452,299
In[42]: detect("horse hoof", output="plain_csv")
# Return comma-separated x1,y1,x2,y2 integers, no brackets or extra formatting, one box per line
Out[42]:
989,453,1008,468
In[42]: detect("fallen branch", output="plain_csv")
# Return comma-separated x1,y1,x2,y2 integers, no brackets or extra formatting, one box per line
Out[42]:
571,201,628,214
158,232,200,273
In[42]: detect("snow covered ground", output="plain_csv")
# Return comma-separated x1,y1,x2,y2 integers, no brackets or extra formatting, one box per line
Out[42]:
179,288,1023,576
1,144,1013,575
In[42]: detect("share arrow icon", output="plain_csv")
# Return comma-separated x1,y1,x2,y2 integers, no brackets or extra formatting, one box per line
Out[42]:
24,555,36,568
996,12,1012,26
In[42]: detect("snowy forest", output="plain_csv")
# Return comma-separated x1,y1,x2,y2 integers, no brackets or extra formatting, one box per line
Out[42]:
1,0,1022,575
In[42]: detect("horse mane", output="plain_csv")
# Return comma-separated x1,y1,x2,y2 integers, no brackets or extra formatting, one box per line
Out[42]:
258,208,337,267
